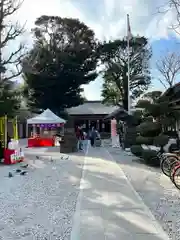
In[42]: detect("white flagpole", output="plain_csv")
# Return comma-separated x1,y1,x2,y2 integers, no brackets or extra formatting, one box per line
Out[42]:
127,14,131,115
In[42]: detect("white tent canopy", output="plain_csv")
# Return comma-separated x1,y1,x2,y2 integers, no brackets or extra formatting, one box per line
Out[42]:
27,109,66,124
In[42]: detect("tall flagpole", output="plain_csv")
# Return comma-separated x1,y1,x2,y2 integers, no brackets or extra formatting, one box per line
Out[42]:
127,14,131,115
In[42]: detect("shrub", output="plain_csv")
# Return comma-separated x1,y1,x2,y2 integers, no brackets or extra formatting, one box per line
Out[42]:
141,149,160,167
124,127,138,147
163,131,178,138
153,134,169,147
131,145,143,157
138,122,161,137
135,136,154,145
144,116,153,122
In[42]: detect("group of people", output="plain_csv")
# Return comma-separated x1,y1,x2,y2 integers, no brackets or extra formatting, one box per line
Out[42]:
75,126,100,151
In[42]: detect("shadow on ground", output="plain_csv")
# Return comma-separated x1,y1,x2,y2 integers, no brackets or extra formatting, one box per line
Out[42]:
0,139,173,239
97,146,179,240
69,146,169,239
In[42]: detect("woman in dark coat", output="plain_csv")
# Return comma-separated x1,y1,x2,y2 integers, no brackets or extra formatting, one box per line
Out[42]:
89,127,97,147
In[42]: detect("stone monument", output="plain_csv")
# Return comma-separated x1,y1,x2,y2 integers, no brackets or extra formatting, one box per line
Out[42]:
60,117,77,153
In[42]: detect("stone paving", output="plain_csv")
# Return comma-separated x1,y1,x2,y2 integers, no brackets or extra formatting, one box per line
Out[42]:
0,152,85,239
104,144,180,240
70,145,169,240
0,139,178,239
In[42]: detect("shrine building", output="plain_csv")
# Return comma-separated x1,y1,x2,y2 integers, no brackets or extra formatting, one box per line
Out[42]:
67,101,118,132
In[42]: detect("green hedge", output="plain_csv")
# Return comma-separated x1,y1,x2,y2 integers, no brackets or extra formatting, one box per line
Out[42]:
135,136,154,145
131,146,160,167
144,116,153,122
137,122,161,137
130,145,143,157
141,149,160,167
153,134,169,147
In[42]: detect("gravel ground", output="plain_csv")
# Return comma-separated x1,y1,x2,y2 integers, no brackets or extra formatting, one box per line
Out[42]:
105,145,180,240
0,153,85,240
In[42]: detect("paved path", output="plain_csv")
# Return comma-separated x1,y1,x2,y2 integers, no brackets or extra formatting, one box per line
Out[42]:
104,145,180,239
70,146,169,240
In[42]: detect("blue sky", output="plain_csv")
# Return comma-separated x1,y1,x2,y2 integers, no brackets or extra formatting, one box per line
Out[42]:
149,36,180,91
9,0,180,100
83,36,180,100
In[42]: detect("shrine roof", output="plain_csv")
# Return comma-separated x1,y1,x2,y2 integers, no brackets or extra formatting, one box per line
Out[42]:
67,101,118,115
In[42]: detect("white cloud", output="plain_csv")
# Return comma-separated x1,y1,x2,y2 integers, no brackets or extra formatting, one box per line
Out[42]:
9,0,179,99
13,0,84,44
15,0,176,42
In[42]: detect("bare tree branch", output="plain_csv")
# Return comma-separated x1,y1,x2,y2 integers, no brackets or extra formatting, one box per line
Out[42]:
157,77,168,89
157,0,180,35
169,0,180,34
3,65,22,81
1,22,25,48
2,0,24,17
0,0,25,81
156,51,180,88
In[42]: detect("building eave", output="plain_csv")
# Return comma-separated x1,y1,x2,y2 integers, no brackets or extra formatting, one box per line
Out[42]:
67,101,118,116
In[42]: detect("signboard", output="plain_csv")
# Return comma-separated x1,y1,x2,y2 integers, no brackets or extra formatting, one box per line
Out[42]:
10,149,24,163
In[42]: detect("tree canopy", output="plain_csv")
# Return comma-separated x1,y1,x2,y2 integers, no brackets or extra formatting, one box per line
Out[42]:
136,90,179,129
99,36,152,110
0,0,24,116
22,16,100,113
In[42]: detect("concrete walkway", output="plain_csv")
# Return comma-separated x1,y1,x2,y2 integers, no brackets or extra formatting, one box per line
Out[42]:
70,146,169,240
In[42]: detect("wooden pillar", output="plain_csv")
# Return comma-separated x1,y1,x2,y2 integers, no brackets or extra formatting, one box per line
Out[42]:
88,120,91,129
99,119,102,132
26,123,28,138
97,119,99,131
85,120,88,130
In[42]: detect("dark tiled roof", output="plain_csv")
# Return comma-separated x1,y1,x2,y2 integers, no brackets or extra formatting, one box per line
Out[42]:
163,82,180,99
67,101,118,115
104,107,128,120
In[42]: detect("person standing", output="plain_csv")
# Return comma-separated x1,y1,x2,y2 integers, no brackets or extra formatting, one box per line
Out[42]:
82,131,88,152
76,126,83,151
89,127,97,147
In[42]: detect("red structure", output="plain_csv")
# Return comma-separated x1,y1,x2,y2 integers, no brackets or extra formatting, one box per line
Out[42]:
27,109,66,147
28,137,54,147
3,148,24,165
